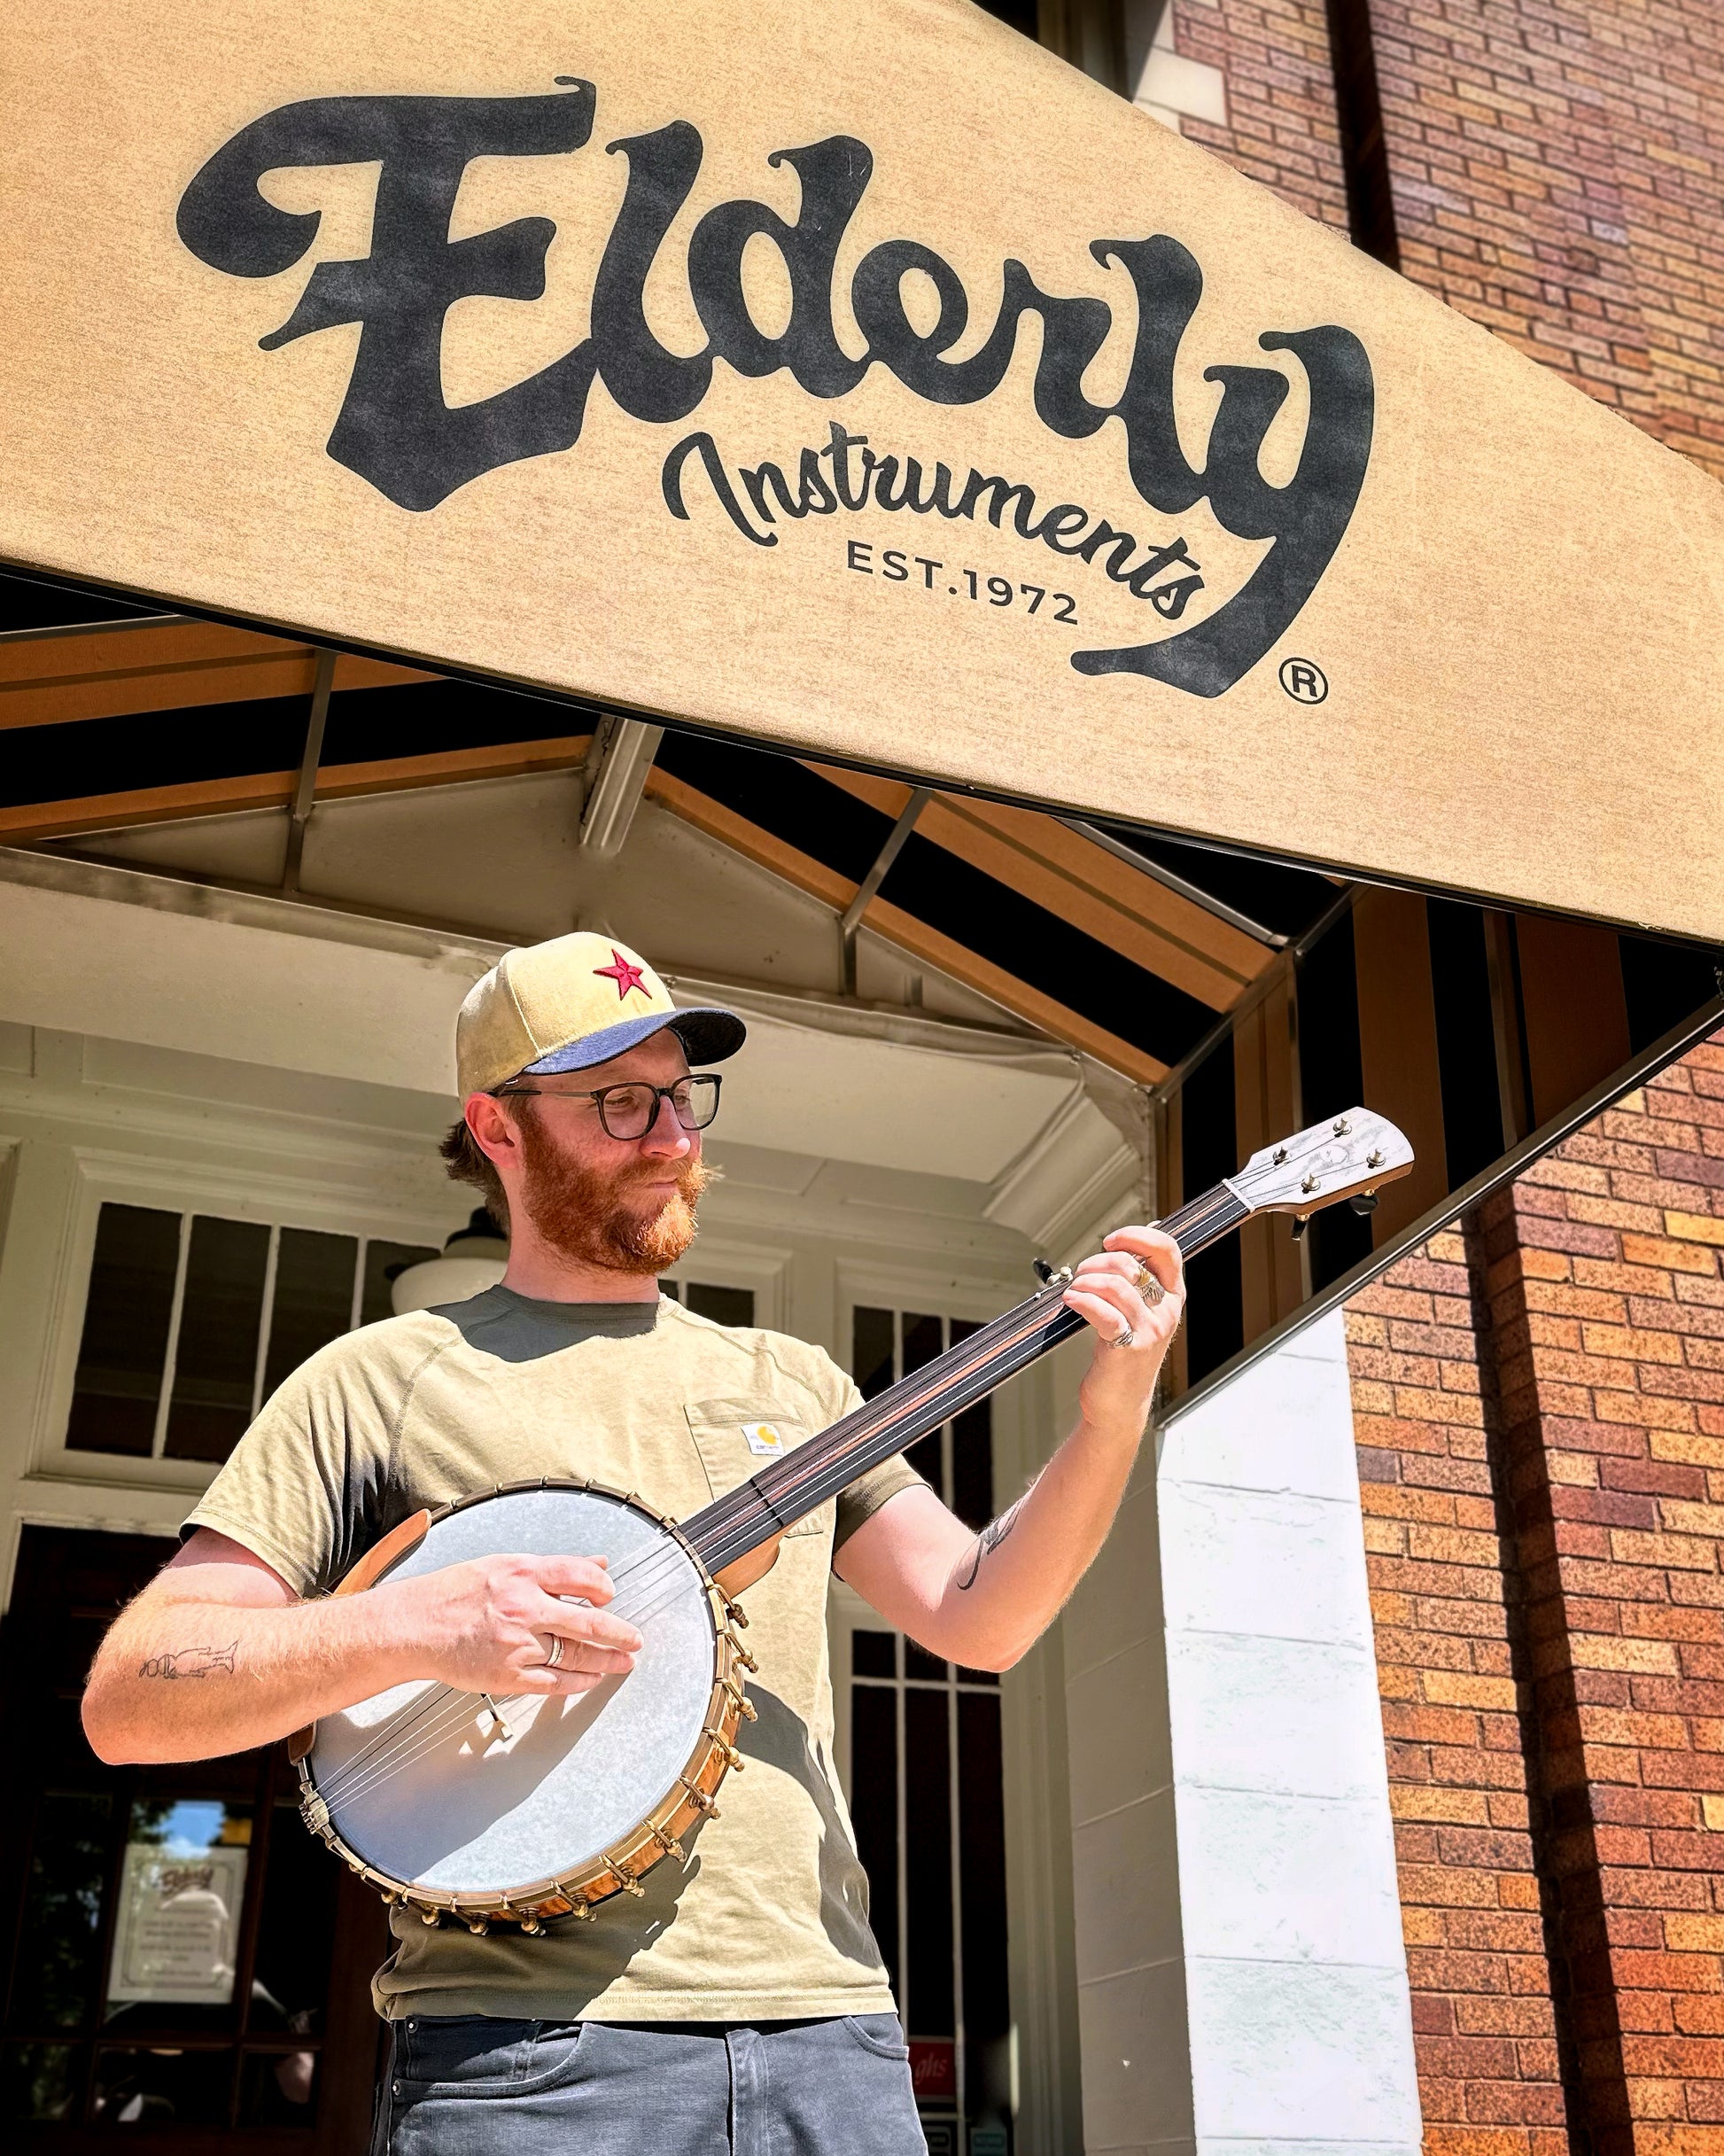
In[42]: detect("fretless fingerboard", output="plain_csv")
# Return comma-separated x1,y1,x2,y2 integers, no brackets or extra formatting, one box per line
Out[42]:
680,1175,1251,1579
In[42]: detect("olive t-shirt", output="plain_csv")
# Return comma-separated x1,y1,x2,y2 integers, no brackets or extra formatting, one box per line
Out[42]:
183,1288,923,2024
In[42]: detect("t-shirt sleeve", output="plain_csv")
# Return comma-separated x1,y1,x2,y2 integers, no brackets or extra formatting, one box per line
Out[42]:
834,1453,928,1552
181,1324,417,1598
816,1367,928,1554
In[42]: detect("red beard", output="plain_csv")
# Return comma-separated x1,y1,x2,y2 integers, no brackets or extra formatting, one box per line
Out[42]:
514,1105,711,1274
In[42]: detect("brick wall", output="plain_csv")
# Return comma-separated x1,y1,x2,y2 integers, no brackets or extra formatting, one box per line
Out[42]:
1169,0,1354,230
1359,0,1724,479
1348,1228,1572,2156
1173,0,1724,479
1346,1034,1724,2156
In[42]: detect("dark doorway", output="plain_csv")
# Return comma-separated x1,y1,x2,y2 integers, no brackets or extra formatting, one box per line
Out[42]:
0,1529,385,2151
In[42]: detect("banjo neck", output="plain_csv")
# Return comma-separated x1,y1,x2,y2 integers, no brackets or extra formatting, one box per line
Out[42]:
678,1103,1414,1582
680,1179,1248,1579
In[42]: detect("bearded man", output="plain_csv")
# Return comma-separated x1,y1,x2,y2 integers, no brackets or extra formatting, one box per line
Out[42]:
82,930,1185,2156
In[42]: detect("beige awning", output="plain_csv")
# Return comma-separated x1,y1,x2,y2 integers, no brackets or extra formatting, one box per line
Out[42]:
2,1,1721,937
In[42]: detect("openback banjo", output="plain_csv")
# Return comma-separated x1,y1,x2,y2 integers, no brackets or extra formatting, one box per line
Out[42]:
294,1107,1411,1934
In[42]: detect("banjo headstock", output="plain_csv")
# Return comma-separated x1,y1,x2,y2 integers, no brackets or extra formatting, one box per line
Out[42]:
1226,1106,1414,1222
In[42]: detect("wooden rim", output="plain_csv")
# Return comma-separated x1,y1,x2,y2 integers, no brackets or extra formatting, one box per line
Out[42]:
296,1476,751,1934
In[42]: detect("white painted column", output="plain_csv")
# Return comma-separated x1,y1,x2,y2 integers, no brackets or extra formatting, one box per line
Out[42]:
1063,1312,1421,2156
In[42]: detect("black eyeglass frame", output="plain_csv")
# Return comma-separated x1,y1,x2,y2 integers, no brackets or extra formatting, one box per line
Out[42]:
492,1072,723,1140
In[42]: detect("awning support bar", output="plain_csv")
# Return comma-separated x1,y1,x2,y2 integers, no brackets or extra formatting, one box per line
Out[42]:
282,649,336,893
841,785,931,992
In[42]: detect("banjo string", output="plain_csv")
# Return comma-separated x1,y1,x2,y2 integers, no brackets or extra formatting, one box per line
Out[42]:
317,1195,1244,1813
315,1545,718,1810
315,1290,1141,1810
317,1562,714,1812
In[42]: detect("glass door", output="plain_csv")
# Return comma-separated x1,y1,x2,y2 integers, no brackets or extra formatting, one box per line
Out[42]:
0,1528,385,2151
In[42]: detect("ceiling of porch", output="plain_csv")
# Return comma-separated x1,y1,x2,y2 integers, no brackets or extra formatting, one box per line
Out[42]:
0,567,1341,1088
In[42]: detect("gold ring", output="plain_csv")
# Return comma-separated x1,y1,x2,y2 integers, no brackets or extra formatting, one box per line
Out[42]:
1135,1265,1166,1306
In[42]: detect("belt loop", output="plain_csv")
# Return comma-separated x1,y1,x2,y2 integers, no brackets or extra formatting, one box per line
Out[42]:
726,2026,766,2156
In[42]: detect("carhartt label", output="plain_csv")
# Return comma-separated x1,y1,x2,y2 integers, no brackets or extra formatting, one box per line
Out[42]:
743,1424,785,1455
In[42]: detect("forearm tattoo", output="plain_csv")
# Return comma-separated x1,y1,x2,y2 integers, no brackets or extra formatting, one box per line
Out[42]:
956,1493,1031,1591
139,1643,237,1680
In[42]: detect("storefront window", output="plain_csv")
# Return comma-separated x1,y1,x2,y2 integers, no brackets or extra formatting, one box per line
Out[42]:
0,1529,374,2139
65,1201,437,1465
661,1279,757,1327
848,1306,1011,2156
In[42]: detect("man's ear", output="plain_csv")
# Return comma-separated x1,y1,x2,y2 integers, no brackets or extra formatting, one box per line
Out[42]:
464,1091,522,1170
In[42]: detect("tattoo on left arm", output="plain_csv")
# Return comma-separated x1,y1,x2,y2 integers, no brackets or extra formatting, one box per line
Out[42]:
139,1643,237,1680
955,1492,1031,1592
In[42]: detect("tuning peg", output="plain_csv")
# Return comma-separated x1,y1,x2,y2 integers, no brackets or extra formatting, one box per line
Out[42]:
1032,1260,1073,1288
1349,1192,1378,1217
1291,1217,1309,1242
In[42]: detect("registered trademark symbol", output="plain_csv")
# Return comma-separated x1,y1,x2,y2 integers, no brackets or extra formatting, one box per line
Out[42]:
1278,657,1328,704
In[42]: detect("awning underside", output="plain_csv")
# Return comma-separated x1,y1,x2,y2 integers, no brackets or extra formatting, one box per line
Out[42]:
4,565,1720,1402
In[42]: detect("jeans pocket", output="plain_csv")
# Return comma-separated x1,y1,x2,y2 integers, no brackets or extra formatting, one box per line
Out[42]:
396,2017,584,2095
840,2012,912,2061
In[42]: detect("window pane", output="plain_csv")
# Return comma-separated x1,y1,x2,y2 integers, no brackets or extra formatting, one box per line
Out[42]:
951,1401,993,1529
13,1791,112,2031
105,1798,252,2036
959,1691,1012,2133
162,1218,269,1463
851,1631,897,1679
248,1800,338,2039
950,1321,995,1530
849,1685,898,1990
904,1690,954,2036
684,1282,755,1327
0,2043,82,2122
906,1429,944,1494
359,1240,439,1327
239,2046,319,2126
92,2046,231,2126
902,1312,944,1373
262,1229,356,1398
905,1640,948,1682
66,1204,179,1456
853,1306,895,1399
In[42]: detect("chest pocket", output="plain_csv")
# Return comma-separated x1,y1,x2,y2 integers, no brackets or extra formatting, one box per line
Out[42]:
682,1397,825,1537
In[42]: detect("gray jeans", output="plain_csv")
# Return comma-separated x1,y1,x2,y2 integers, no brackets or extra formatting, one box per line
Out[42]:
373,2013,928,2155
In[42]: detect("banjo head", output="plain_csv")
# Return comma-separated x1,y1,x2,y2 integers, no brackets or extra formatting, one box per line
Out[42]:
304,1485,720,1901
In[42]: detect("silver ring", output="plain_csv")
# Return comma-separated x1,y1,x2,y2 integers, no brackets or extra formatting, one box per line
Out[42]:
1113,1323,1137,1349
542,1632,565,1670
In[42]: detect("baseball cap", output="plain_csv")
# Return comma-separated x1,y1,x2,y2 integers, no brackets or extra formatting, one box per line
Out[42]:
456,932,746,1097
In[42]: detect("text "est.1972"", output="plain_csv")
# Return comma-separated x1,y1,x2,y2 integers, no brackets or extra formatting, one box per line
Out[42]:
845,541,1077,623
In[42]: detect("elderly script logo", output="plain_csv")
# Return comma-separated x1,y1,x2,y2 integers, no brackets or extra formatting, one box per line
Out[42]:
176,82,1374,698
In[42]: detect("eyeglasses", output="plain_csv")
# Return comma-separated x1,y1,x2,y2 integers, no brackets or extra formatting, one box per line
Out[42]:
493,1073,723,1141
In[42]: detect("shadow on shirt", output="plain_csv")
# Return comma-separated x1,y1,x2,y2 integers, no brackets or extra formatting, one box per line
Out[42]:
523,1685,880,1991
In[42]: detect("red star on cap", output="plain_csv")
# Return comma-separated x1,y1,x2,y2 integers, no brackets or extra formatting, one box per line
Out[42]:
594,948,648,1000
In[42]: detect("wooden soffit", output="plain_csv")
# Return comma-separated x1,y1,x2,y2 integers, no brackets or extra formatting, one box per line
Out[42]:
2,4,1721,938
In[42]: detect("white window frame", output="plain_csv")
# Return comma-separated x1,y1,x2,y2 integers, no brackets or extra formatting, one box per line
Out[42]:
828,1255,1076,2156
658,1231,792,1334
32,1148,454,1491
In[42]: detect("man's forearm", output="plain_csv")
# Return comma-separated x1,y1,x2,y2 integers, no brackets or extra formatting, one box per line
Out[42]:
837,1397,1150,1674
83,1591,417,1765
937,1405,1145,1668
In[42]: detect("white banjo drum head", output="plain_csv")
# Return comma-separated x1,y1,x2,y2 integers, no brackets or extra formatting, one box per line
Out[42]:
306,1487,716,1897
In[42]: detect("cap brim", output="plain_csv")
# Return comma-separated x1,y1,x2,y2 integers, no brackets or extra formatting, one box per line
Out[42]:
516,1004,747,1079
